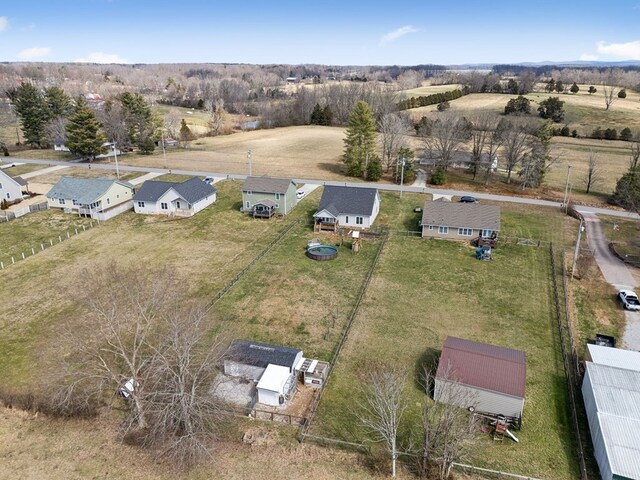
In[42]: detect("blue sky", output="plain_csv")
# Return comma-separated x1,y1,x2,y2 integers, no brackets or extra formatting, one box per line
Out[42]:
1,0,639,65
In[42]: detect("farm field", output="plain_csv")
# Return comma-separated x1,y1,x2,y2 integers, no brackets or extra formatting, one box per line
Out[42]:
400,83,464,98
309,235,577,480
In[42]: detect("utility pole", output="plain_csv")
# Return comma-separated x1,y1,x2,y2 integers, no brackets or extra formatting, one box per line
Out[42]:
247,149,252,176
399,157,406,199
562,164,572,213
113,141,120,179
161,131,167,170
571,219,585,280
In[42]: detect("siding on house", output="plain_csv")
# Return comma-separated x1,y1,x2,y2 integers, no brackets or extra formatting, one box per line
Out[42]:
0,170,25,202
133,178,216,216
241,176,298,215
314,186,380,230
46,177,134,218
434,380,525,418
420,200,500,239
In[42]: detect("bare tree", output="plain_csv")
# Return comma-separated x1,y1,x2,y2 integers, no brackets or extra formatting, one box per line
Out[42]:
378,113,412,172
421,113,471,170
416,366,479,480
603,84,618,111
468,112,501,181
583,150,603,194
358,365,407,478
482,119,506,185
629,137,640,170
501,120,533,183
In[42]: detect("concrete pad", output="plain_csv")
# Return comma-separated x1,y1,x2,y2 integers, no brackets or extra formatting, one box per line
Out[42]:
296,184,320,199
128,172,163,185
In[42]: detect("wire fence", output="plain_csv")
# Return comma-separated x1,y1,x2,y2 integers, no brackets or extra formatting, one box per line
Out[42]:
0,220,99,270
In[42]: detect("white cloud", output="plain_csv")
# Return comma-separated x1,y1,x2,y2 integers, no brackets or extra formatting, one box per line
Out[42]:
17,46,51,60
74,52,129,64
579,53,599,61
0,16,8,31
596,40,640,60
379,25,419,46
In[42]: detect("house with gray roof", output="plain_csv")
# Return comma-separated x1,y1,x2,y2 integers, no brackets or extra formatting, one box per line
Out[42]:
0,169,27,204
420,199,500,242
241,176,298,218
46,177,134,221
223,339,303,381
313,185,380,232
133,177,216,217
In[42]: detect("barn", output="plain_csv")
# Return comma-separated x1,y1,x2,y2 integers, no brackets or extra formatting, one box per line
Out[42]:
223,339,303,381
434,337,526,421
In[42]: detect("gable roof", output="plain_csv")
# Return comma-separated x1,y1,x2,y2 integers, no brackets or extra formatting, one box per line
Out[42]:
133,177,216,204
315,185,378,217
224,339,302,370
436,336,526,398
421,200,500,231
242,176,295,194
46,177,134,204
0,169,26,187
587,344,640,373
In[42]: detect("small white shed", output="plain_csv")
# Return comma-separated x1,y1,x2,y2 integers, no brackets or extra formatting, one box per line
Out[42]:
256,364,295,407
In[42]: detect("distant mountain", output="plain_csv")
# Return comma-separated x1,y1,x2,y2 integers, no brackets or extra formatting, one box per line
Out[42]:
452,60,640,69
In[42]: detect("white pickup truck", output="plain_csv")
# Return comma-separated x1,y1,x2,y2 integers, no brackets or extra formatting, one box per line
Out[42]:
618,289,640,311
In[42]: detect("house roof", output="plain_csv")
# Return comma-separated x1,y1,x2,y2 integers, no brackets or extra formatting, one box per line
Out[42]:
254,198,277,207
421,200,501,231
224,339,302,370
242,176,295,194
46,177,134,204
587,344,640,372
314,185,378,217
133,177,216,204
584,362,640,478
256,364,292,393
436,336,526,398
0,170,27,186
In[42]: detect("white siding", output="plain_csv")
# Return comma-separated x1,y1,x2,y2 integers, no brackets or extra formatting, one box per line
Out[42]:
434,379,524,418
582,368,614,480
93,200,133,221
257,388,281,407
337,213,372,229
223,361,265,381
134,190,216,216
0,171,23,202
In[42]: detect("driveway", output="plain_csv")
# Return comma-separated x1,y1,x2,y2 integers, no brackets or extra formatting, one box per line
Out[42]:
580,211,640,350
411,169,427,188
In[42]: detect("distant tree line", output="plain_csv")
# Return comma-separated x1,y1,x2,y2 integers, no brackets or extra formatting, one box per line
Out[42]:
396,88,468,111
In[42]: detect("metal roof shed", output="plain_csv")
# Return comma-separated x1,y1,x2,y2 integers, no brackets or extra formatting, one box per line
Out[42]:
586,344,640,372
434,337,526,420
582,361,640,480
256,364,295,407
223,339,303,381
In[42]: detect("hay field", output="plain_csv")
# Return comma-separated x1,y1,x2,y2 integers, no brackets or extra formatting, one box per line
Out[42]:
400,83,463,98
121,125,349,180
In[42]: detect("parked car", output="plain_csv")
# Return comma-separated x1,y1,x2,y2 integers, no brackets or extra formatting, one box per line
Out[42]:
460,196,478,203
203,176,214,185
296,190,305,199
618,289,640,311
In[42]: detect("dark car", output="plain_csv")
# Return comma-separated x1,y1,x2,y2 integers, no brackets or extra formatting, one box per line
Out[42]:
460,196,478,203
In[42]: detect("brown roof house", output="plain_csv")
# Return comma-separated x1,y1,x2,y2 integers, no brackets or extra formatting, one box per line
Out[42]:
420,200,500,242
434,337,526,420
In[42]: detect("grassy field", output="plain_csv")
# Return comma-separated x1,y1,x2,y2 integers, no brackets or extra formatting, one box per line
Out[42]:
400,83,464,98
598,214,640,259
23,165,142,185
0,162,49,176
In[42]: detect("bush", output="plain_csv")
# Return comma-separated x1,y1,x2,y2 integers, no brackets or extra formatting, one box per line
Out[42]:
366,159,383,181
604,128,618,140
618,89,627,99
560,126,570,136
0,199,8,210
437,101,450,111
571,129,578,138
504,95,531,115
430,167,447,185
591,127,604,140
620,127,633,141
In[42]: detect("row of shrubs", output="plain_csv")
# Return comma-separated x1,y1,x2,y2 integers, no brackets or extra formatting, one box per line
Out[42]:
0,386,99,419
553,126,636,141
397,88,469,110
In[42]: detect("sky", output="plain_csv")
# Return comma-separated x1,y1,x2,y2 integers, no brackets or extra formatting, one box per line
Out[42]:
1,0,640,66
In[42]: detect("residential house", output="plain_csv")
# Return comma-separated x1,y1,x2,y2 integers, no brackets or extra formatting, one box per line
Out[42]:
223,339,303,381
313,185,380,232
241,176,298,218
133,177,216,217
434,336,526,421
582,345,640,480
46,177,134,221
0,169,27,203
420,200,500,241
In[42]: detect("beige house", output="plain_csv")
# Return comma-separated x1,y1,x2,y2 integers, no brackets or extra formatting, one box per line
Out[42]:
46,177,134,221
420,200,500,241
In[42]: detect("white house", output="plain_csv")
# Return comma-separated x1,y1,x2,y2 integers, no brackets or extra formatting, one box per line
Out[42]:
256,364,296,407
46,177,134,221
0,170,27,203
133,177,216,217
313,185,380,232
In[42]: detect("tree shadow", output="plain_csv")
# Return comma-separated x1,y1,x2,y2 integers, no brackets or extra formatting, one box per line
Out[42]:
413,347,441,397
403,209,423,231
317,162,345,175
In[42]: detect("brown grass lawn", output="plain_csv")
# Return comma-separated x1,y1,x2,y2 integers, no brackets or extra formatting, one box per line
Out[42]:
24,166,143,185
0,163,49,176
120,126,349,180
400,83,464,98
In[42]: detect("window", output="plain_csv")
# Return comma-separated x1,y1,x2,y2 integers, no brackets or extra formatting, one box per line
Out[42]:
161,202,168,210
59,198,66,205
246,201,250,209
438,226,448,234
176,201,181,209
0,182,2,188
345,216,349,224
481,229,493,238
246,191,252,196
356,216,363,225
72,199,79,206
458,228,473,236
106,198,111,205
428,225,434,231
137,201,145,208
275,203,280,208
6,193,10,199
275,193,281,200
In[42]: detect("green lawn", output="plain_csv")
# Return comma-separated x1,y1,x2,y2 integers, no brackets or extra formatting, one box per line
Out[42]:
309,236,577,480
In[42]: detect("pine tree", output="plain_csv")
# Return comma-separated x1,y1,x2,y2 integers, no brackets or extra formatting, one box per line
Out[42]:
322,105,333,126
120,92,160,154
7,83,49,147
342,101,381,180
310,103,323,125
570,82,580,94
588,86,597,95
65,96,108,160
45,86,72,117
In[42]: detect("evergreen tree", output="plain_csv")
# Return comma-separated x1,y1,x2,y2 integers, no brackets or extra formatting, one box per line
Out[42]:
618,89,627,99
588,86,597,95
545,79,556,93
45,86,72,117
392,147,416,184
537,97,565,122
322,105,333,126
65,96,108,160
554,81,564,93
570,82,580,94
120,92,160,154
620,128,633,142
504,95,531,115
342,101,381,180
179,119,193,147
612,168,640,212
7,83,49,147
310,103,324,125
506,79,519,94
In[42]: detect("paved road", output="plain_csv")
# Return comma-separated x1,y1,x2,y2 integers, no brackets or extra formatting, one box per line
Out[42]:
582,212,640,350
5,157,639,220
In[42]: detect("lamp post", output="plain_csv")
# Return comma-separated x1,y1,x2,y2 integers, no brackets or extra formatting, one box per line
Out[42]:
247,149,252,176
399,157,406,199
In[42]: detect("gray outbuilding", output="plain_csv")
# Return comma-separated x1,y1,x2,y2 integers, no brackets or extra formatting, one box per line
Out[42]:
223,339,303,381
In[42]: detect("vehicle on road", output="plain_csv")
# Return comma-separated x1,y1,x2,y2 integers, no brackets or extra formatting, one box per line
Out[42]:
460,196,478,203
203,176,214,184
618,289,640,311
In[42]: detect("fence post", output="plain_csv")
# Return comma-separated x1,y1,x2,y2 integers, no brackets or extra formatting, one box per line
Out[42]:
50,239,53,246
1,261,3,269
21,252,25,259
75,228,78,235
11,257,15,264
31,247,35,255
41,244,44,251
66,231,70,239
82,225,86,231
59,236,62,243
